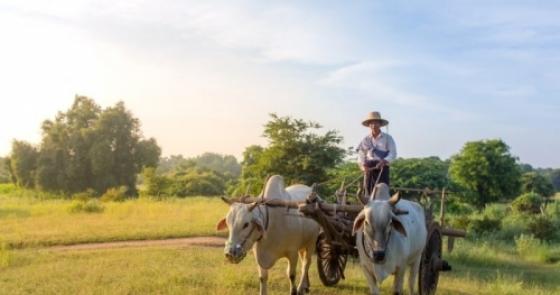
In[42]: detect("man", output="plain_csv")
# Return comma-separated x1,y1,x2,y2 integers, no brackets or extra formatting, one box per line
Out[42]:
356,111,397,195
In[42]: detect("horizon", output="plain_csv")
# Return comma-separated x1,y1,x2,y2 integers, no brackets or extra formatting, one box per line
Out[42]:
1,1,559,168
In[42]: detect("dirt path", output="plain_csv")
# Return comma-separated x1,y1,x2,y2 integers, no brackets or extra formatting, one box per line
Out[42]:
48,236,226,251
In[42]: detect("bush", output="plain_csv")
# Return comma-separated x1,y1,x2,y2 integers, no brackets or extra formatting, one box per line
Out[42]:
448,215,471,230
512,192,543,214
83,199,105,213
468,215,502,236
499,213,530,241
68,199,104,213
100,186,128,202
482,203,509,220
0,183,17,195
71,188,97,201
527,215,557,241
545,200,560,228
444,199,476,215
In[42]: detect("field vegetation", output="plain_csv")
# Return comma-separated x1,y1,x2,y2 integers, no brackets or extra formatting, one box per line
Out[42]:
0,241,558,295
1,187,559,294
0,185,227,249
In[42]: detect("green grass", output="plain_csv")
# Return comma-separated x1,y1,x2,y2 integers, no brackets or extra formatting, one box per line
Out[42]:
0,241,558,295
1,184,559,294
0,192,229,249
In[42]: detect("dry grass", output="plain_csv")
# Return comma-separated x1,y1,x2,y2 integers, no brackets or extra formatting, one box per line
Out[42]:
0,193,228,249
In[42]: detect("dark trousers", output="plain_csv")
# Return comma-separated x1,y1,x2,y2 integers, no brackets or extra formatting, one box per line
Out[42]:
364,160,390,196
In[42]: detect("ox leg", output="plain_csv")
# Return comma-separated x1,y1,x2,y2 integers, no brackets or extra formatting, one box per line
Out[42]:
392,266,405,295
287,254,298,295
361,267,380,295
297,248,312,294
258,266,269,295
408,256,421,295
357,233,380,295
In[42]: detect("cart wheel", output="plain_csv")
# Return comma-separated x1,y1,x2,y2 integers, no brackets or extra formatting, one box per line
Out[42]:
419,224,442,295
316,232,347,286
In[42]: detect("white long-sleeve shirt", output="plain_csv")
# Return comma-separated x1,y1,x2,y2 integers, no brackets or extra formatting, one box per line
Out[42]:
356,132,397,165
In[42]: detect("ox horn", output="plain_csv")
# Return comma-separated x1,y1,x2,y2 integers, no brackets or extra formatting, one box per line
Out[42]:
388,192,401,206
221,196,234,205
248,201,259,212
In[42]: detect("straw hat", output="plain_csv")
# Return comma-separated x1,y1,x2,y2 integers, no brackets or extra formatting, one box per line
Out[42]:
362,111,389,127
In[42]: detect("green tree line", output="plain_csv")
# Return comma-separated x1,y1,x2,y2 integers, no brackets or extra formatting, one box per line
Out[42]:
6,96,161,195
3,99,558,207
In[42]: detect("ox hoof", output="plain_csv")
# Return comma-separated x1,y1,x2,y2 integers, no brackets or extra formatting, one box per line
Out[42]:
296,286,309,294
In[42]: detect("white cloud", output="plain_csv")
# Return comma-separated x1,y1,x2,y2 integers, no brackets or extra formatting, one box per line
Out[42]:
319,60,473,120
1,0,357,65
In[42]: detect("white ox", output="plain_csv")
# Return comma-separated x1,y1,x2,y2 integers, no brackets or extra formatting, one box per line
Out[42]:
216,175,321,295
353,183,427,295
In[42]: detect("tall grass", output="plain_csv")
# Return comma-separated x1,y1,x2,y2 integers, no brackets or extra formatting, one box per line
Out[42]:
515,234,560,263
0,192,229,249
0,243,11,268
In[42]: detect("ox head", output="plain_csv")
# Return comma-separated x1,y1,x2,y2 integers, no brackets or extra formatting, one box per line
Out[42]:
352,191,407,264
216,199,266,264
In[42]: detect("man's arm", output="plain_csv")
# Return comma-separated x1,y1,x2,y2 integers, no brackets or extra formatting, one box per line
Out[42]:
385,135,397,163
356,138,368,171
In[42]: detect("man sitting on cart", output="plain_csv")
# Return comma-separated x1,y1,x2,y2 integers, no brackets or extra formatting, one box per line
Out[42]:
356,111,397,195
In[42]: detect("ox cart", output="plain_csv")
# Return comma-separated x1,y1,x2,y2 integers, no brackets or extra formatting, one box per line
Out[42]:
232,179,466,295
298,184,467,295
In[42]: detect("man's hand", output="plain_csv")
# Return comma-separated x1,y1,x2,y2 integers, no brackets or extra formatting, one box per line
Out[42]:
360,165,368,172
375,160,388,169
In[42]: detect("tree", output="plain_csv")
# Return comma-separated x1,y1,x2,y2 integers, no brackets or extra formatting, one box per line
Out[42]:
9,140,39,188
391,157,450,189
193,153,241,179
521,172,555,198
0,157,11,183
238,114,345,195
449,139,521,209
518,163,533,173
12,95,161,195
549,169,560,192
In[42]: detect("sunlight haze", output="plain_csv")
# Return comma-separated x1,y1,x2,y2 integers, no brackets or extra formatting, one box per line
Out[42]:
1,0,559,167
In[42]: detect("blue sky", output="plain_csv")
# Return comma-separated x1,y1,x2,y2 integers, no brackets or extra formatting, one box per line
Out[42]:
0,1,558,168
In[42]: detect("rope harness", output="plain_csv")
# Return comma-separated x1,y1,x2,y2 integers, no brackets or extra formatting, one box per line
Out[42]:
361,219,393,263
236,203,269,249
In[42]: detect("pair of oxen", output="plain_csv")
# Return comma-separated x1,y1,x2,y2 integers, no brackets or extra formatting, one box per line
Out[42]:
216,175,427,295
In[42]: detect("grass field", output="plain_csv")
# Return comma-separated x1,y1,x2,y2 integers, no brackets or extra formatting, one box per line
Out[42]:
1,188,559,294
0,242,559,295
0,189,228,248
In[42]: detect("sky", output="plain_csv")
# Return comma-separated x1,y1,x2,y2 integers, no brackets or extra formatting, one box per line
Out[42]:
0,0,559,168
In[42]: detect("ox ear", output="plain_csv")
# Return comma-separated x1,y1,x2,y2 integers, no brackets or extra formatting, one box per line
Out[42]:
216,218,228,231
352,211,366,236
391,217,407,237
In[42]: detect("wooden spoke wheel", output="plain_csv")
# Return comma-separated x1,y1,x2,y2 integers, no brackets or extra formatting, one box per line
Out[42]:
419,224,442,295
316,232,347,286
